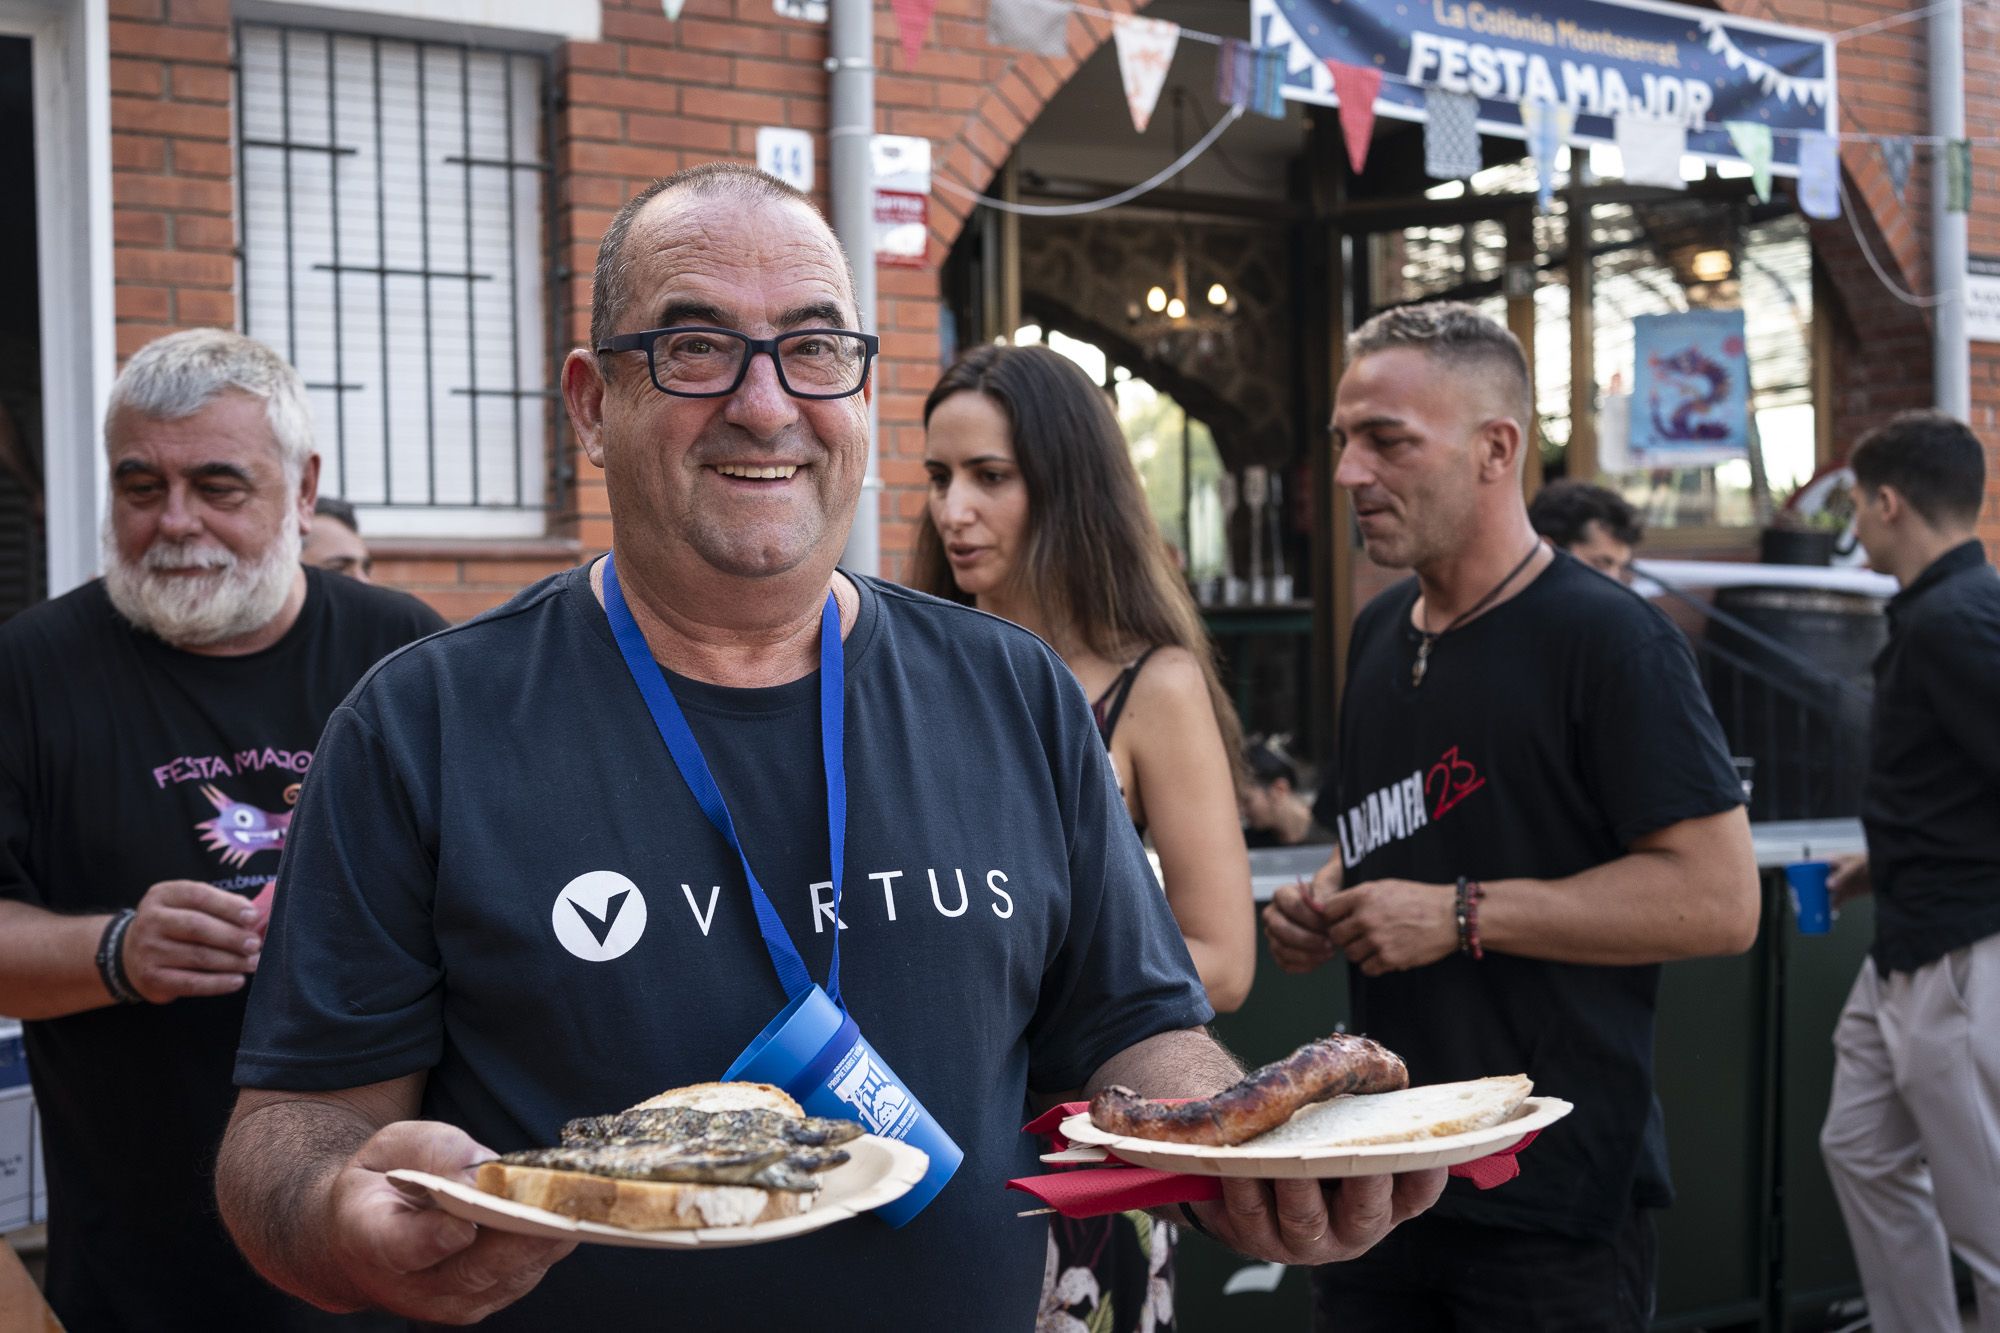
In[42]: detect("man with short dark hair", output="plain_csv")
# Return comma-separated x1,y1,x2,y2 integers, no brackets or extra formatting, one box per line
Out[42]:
0,329,443,1331
1529,478,1644,584
1264,300,1760,1331
213,164,1444,1329
304,496,373,583
1820,409,2000,1332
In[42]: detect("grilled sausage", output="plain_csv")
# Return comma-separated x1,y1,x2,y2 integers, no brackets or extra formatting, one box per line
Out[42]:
1089,1034,1408,1145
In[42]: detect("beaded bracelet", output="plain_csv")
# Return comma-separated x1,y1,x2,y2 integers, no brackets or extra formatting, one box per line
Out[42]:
1454,877,1487,961
95,909,142,1004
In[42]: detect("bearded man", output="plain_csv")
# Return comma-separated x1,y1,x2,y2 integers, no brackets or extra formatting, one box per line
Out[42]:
0,328,443,1331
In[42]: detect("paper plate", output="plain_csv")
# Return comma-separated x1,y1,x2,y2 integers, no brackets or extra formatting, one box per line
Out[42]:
387,1135,930,1249
1057,1096,1572,1179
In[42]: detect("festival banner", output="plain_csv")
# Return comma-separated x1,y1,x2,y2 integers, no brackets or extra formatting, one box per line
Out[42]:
1880,136,1914,203
1796,129,1840,219
1113,17,1181,133
1629,309,1751,467
1424,87,1482,179
988,0,1073,57
1614,111,1686,190
1248,0,1834,174
1327,61,1384,171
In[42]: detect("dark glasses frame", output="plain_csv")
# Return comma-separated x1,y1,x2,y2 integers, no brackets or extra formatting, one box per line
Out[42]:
594,325,881,400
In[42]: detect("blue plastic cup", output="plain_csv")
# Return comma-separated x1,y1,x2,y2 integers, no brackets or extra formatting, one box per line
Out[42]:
1785,861,1833,935
722,985,962,1227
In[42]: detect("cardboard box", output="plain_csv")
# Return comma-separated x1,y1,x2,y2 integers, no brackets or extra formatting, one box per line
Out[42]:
0,1084,37,1234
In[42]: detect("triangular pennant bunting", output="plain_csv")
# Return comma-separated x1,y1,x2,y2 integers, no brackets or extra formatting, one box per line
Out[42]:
1250,46,1286,119
1726,121,1773,202
1112,17,1180,134
1946,139,1972,213
1797,130,1840,220
1423,88,1480,180
1614,112,1686,191
1520,100,1573,211
1326,61,1382,173
1214,38,1255,110
987,0,1072,57
892,0,938,65
662,0,687,19
1879,136,1914,203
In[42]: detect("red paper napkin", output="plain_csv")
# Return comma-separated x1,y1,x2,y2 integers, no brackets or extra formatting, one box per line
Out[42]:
1009,1102,1540,1220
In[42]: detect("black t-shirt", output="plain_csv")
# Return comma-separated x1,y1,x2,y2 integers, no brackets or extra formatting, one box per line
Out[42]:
235,565,1212,1333
0,571,443,1333
1313,552,1742,1238
1862,540,2000,973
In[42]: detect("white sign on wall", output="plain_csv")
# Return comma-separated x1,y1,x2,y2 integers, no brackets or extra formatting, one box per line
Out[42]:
757,127,815,193
871,135,932,267
1966,255,2000,344
774,0,828,22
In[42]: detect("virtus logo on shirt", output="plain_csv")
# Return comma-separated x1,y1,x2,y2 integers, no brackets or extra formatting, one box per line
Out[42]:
552,870,649,961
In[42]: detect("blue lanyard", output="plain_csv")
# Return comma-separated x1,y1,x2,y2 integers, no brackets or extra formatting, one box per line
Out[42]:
601,555,846,1009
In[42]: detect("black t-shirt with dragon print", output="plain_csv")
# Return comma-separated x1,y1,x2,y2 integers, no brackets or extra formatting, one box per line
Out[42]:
0,570,441,1331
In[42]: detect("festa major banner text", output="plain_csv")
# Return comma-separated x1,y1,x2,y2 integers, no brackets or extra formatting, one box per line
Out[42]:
1250,0,1835,173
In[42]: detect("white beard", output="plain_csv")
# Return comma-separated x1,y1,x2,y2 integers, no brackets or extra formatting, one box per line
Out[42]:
102,519,302,649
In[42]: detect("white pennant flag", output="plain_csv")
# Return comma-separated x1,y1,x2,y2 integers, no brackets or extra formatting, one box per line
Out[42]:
1615,112,1687,191
1113,16,1180,134
663,0,687,18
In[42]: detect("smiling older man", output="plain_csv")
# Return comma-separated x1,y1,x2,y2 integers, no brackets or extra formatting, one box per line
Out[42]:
214,164,1443,1331
0,328,443,1331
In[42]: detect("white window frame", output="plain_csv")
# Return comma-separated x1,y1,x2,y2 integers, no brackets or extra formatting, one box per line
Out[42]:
237,18,563,538
0,0,114,598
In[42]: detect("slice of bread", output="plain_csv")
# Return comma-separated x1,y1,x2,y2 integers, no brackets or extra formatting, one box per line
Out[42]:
627,1082,803,1116
1250,1075,1534,1149
476,1161,814,1230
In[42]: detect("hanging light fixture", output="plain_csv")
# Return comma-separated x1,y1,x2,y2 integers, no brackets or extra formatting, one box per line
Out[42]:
1207,283,1228,306
1146,286,1169,313
1166,296,1187,319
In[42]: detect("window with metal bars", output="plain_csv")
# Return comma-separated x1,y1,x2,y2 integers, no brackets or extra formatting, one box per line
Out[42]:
236,23,562,538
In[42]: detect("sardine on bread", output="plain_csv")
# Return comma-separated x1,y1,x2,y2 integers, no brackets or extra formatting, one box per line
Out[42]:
476,1082,856,1230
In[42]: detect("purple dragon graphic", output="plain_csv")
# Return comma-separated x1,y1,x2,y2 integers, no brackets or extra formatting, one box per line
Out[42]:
194,783,291,868
1647,345,1736,442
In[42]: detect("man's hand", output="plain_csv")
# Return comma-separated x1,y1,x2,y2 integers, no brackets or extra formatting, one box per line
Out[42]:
1829,854,1871,909
1321,880,1458,977
1189,1169,1445,1264
326,1120,575,1324
123,879,263,1002
1263,856,1342,974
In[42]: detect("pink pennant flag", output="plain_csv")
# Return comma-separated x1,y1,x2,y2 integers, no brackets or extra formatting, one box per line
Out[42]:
1113,17,1181,134
1327,60,1383,173
892,0,938,65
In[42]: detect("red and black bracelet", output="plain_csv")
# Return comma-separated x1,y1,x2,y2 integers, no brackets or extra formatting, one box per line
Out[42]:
1454,876,1486,960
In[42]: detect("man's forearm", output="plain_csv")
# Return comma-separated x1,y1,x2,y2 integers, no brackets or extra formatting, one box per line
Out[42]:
0,898,115,1019
1085,1027,1245,1099
216,1090,392,1311
1479,810,1760,966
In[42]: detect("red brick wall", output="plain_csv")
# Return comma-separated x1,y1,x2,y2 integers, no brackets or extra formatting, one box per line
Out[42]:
108,0,236,361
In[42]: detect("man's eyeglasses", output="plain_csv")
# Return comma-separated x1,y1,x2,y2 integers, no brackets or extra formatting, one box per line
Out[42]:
595,326,880,400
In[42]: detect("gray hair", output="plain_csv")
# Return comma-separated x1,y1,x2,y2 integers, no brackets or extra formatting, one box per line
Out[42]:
1346,301,1532,424
589,163,848,355
105,329,314,482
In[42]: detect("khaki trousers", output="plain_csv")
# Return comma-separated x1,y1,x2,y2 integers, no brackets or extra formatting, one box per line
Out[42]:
1820,931,2000,1333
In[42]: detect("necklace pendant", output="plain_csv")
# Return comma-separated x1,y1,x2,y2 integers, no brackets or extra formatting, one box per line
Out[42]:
1412,642,1431,687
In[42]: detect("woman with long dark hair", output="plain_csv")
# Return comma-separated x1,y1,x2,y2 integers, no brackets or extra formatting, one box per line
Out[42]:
915,343,1254,1333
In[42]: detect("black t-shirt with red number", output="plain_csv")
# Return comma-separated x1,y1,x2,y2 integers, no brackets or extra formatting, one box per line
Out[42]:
0,571,442,1332
1313,551,1742,1238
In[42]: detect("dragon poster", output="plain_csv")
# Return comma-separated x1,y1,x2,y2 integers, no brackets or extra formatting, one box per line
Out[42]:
1630,310,1751,467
